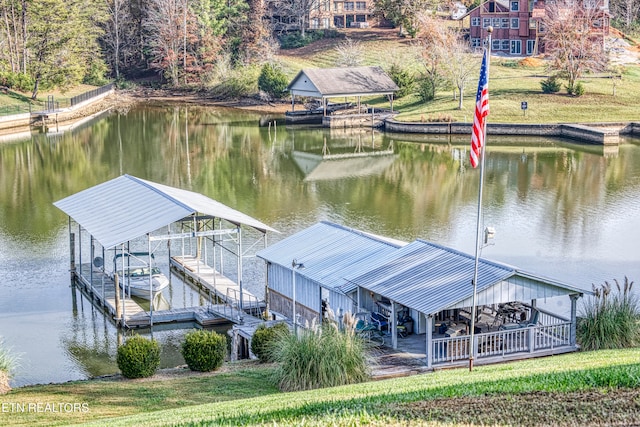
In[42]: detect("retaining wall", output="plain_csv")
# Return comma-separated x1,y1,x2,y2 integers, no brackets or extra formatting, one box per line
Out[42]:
384,120,630,145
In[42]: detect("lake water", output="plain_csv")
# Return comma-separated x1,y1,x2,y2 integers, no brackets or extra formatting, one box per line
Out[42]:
1,104,639,387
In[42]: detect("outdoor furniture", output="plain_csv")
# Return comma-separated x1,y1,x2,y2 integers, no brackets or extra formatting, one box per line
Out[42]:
370,311,389,331
499,308,540,330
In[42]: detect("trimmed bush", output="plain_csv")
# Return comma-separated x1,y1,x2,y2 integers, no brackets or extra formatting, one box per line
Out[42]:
271,322,369,391
251,322,290,362
116,335,160,379
258,63,289,100
577,277,640,351
540,76,561,93
181,329,227,372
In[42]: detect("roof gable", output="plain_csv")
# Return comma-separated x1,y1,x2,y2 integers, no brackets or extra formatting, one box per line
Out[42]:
287,66,399,98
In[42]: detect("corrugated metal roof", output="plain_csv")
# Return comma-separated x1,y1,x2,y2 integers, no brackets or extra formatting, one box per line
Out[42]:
54,174,276,249
345,239,584,314
256,221,404,290
287,66,399,98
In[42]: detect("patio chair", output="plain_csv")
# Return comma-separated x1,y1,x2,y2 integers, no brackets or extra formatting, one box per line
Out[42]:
370,311,389,331
499,308,540,330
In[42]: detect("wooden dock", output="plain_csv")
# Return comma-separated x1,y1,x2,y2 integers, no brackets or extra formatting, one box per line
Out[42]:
170,255,263,315
73,263,230,329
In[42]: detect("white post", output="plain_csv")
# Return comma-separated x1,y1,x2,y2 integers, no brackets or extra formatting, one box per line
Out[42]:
426,314,433,369
391,301,397,349
570,294,578,346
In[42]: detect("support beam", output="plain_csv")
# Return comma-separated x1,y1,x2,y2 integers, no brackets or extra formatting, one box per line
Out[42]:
570,294,579,346
426,314,433,369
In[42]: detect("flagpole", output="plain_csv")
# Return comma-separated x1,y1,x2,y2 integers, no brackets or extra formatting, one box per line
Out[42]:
469,26,492,372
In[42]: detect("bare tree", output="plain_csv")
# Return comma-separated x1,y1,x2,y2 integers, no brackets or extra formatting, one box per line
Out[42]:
542,0,609,92
103,0,132,80
269,0,315,37
0,0,25,73
145,0,184,85
610,0,640,30
416,13,477,109
334,37,365,67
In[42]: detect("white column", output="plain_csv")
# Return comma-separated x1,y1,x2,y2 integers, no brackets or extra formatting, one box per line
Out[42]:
391,301,397,349
570,294,579,347
426,314,433,369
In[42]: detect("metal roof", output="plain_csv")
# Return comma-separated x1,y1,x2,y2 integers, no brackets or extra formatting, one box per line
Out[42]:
54,174,277,249
256,221,404,290
287,66,399,98
345,239,585,315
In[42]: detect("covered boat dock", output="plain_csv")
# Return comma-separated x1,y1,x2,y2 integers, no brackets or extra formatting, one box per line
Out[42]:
286,66,399,128
54,174,277,329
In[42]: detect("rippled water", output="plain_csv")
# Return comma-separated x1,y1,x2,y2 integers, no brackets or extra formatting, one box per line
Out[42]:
1,105,639,386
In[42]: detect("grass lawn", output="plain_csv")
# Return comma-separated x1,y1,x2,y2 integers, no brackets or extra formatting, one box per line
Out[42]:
1,348,639,426
276,28,640,124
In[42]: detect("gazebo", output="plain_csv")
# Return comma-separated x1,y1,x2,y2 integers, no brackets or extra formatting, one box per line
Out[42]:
286,66,399,127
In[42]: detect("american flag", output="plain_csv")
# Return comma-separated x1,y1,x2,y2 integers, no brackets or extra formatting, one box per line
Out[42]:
470,50,489,168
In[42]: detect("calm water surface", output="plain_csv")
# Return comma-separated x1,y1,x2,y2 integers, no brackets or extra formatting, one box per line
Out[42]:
1,104,639,386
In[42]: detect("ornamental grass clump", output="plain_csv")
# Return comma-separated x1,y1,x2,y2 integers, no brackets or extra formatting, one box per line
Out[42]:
270,320,370,391
577,277,640,351
116,335,160,379
181,329,227,372
0,338,17,394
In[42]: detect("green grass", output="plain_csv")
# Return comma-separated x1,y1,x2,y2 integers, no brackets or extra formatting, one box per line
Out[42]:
2,348,639,426
275,28,640,124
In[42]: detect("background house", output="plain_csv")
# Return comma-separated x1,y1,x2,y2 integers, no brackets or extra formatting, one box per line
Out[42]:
468,0,610,56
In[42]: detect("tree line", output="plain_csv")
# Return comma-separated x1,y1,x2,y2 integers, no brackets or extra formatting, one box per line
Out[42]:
0,0,634,100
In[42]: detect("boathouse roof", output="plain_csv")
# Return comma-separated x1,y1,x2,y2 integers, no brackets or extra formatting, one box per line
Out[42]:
343,239,585,315
256,221,405,290
259,221,585,315
54,174,276,249
287,66,399,98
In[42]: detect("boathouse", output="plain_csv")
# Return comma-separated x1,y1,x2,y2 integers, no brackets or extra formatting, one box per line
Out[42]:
256,221,586,368
286,66,399,127
54,174,277,329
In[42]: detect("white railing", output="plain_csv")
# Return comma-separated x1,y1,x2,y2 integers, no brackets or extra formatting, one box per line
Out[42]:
432,322,573,365
534,323,571,350
536,307,570,326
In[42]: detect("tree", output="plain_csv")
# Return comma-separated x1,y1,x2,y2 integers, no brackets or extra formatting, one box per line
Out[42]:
610,0,640,31
334,37,365,67
268,0,315,37
103,0,133,80
27,0,107,99
542,0,609,93
373,0,436,37
415,13,476,109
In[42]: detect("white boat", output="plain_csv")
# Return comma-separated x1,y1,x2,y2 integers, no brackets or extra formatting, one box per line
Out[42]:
114,253,169,299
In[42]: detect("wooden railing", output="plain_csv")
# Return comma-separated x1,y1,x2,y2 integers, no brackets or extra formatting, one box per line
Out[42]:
432,321,573,365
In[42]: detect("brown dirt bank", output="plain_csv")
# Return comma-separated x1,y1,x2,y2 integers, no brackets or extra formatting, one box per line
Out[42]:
120,87,290,114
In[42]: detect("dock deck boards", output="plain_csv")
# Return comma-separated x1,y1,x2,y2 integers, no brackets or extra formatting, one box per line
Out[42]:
170,255,259,307
74,262,263,329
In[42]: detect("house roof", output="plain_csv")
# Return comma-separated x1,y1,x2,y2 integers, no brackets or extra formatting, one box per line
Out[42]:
287,66,399,98
258,221,585,315
54,174,277,249
256,221,404,290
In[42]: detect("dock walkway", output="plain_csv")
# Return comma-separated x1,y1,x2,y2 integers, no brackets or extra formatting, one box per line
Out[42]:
170,255,263,313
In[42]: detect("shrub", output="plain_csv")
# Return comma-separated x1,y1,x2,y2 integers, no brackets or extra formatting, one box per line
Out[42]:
417,77,437,102
567,81,585,96
116,335,160,379
540,76,561,93
181,329,227,372
211,66,260,98
271,322,369,391
258,63,289,100
251,322,290,362
388,64,415,99
0,71,33,92
0,338,17,394
577,277,640,351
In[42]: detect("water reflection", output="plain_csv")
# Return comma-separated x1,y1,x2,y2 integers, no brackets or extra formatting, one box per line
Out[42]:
0,104,639,386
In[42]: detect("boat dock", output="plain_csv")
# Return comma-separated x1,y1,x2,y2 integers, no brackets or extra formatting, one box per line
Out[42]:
170,255,264,317
72,263,254,329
